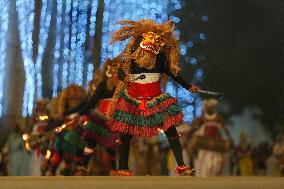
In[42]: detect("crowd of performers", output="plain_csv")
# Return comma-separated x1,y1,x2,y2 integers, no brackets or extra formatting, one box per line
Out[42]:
19,20,200,176
22,56,121,176
2,19,283,176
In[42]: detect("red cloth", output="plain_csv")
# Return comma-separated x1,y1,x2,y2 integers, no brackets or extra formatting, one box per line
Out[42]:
204,125,220,138
128,81,161,111
96,99,115,115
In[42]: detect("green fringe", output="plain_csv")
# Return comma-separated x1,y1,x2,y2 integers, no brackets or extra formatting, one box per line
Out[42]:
147,94,172,108
84,121,110,137
115,89,182,127
120,89,139,106
63,130,86,149
166,104,183,115
113,110,165,127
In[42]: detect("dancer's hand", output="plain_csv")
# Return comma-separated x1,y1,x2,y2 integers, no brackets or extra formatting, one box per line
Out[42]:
189,85,200,93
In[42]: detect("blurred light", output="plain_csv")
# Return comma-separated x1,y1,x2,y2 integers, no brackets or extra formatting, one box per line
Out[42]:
25,142,31,151
186,41,194,48
55,124,66,133
194,68,203,82
87,64,94,85
180,44,187,55
201,15,208,22
22,133,29,141
183,105,194,122
45,150,51,160
68,1,80,84
16,0,36,116
188,56,198,65
89,0,98,38
157,128,165,133
39,115,49,121
73,0,89,86
174,3,182,10
0,0,9,116
199,32,207,40
52,63,59,97
165,81,177,98
169,15,180,23
174,29,181,39
52,0,63,97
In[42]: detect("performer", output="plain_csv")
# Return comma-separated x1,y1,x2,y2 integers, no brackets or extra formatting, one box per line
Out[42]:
26,99,50,176
189,99,232,177
235,131,254,176
41,94,66,176
107,19,199,176
270,134,284,176
64,57,121,175
48,84,86,175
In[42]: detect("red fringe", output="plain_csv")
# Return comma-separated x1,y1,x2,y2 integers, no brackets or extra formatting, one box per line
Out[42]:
115,97,178,117
108,113,183,137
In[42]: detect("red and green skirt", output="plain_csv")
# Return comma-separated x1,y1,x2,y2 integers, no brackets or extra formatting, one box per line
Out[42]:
107,88,184,137
81,99,119,149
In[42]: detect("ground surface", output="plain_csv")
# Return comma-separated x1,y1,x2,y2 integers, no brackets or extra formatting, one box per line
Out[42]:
0,176,283,189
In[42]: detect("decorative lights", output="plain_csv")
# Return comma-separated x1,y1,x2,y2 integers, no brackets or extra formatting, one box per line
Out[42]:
0,0,9,116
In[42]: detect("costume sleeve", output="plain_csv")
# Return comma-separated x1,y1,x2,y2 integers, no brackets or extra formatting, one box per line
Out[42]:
117,68,126,81
77,81,105,115
162,55,192,89
44,118,64,131
63,96,89,116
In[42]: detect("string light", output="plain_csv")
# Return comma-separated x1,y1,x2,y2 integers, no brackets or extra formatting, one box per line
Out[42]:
16,0,36,116
62,0,72,89
194,68,204,83
52,0,63,97
89,0,98,38
86,64,94,85
0,0,9,116
199,32,207,40
68,1,78,84
74,0,89,86
52,63,59,97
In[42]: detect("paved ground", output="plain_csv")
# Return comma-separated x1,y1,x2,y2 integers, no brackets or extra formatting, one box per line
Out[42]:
0,176,283,189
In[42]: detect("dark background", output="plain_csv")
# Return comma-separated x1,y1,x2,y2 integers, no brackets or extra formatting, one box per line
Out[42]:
178,0,284,137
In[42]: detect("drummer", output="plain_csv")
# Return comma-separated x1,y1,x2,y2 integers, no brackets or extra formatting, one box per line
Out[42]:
188,99,232,177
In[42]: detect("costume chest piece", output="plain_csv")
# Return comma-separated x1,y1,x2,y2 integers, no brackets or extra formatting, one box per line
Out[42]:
131,73,161,84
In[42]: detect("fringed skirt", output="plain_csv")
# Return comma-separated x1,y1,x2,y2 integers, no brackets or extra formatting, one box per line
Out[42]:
81,99,119,149
107,88,184,137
